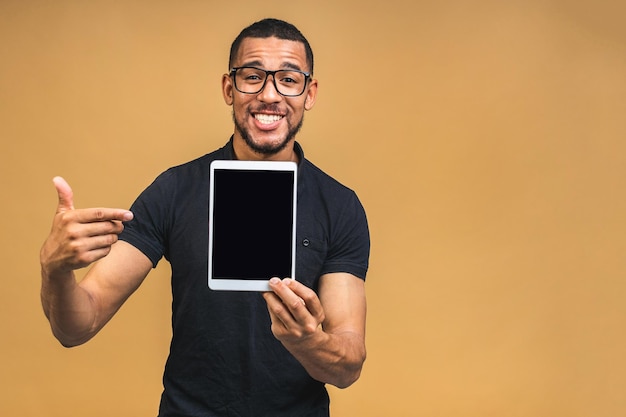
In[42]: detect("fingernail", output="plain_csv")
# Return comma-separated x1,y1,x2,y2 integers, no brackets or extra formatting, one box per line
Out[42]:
269,277,280,285
284,278,292,286
123,211,134,221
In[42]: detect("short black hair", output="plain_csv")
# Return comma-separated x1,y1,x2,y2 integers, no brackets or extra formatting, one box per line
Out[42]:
229,18,314,74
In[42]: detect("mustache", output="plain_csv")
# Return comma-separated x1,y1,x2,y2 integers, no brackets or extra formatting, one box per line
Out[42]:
249,104,285,114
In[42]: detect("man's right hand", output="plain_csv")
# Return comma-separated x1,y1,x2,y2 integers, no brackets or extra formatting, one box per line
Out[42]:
40,176,134,277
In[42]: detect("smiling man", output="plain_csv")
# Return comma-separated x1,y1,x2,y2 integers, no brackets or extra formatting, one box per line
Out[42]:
40,18,370,417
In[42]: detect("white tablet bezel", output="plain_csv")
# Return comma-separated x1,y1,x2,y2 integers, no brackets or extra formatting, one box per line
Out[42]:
208,160,298,291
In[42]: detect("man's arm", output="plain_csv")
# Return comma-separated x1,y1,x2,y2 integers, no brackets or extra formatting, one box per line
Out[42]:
40,177,152,347
263,273,367,388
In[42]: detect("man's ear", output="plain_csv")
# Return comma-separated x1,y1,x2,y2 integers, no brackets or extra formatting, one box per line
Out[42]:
222,73,234,105
304,78,318,111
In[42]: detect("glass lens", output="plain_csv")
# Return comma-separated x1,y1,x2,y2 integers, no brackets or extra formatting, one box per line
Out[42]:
234,68,306,96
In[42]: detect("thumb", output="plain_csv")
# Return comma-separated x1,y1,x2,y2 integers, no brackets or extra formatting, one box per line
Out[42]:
52,176,74,213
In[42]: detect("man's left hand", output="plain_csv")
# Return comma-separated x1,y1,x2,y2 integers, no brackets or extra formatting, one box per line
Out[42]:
263,277,325,343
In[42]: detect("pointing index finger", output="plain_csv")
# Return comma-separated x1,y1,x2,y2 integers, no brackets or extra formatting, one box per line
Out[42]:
73,207,134,223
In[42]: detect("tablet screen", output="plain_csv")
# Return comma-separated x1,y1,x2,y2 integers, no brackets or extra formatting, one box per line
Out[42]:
208,160,297,291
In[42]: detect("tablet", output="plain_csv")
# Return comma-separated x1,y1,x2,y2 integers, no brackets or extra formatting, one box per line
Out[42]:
208,160,298,291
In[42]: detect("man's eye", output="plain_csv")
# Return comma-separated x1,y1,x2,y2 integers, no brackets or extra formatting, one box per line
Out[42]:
279,72,303,84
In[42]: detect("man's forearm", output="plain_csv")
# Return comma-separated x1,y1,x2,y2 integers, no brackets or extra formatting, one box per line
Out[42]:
282,328,366,388
40,268,98,347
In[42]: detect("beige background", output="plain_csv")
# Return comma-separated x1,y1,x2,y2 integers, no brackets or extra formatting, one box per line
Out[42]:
2,0,626,416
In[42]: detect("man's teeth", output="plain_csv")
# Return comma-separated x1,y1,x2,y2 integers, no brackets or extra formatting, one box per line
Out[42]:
255,114,282,124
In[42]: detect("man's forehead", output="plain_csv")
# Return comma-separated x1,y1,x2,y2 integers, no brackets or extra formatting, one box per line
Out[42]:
234,37,308,70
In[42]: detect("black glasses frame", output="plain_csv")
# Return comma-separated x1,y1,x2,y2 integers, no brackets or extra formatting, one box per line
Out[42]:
229,66,311,97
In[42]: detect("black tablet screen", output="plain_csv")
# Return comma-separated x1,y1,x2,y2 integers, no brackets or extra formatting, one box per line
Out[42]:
211,168,295,280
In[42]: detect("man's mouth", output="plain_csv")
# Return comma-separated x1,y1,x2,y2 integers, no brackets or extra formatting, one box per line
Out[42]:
254,114,284,125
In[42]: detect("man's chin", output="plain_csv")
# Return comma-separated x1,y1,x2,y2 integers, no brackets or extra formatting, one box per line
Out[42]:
241,133,290,155
238,125,294,154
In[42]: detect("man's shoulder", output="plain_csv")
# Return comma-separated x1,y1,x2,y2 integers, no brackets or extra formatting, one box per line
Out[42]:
140,141,232,196
301,157,356,197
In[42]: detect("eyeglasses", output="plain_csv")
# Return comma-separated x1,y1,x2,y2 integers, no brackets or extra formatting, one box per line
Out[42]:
230,66,311,97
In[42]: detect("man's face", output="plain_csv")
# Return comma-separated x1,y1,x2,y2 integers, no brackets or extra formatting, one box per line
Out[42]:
222,36,317,159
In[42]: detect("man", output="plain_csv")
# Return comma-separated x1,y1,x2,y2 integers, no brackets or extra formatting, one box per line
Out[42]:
40,18,370,417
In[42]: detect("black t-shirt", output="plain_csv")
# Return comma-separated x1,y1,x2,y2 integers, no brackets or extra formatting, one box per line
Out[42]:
119,139,370,417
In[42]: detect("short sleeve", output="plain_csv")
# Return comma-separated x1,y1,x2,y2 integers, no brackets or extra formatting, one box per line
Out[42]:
119,170,175,268
321,190,370,280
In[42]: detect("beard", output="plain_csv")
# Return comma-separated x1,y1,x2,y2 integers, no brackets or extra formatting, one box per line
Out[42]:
233,108,304,156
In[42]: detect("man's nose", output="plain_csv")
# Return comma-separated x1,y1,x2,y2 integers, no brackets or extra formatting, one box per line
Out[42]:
257,74,282,102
